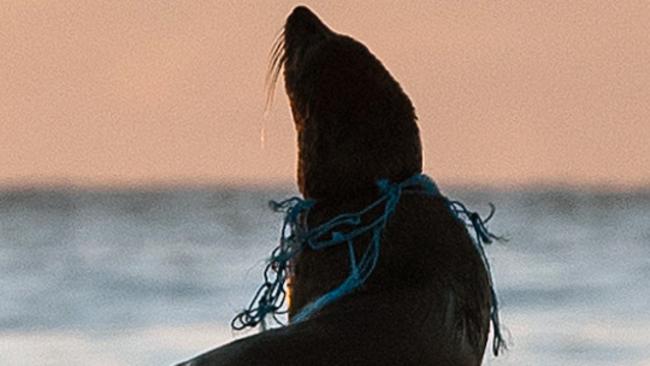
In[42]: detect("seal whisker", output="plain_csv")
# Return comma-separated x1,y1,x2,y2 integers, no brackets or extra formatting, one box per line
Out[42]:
268,28,285,66
265,28,286,112
265,52,285,112
267,29,285,85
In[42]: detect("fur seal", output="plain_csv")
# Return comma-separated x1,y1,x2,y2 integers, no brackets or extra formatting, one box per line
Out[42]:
178,6,492,366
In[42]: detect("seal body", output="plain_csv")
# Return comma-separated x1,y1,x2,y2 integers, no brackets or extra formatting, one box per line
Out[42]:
178,6,491,366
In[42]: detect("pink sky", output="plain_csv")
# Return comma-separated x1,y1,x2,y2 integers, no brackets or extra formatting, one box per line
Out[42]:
1,1,648,187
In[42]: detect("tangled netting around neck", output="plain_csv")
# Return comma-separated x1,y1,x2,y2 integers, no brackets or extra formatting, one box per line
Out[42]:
231,174,505,356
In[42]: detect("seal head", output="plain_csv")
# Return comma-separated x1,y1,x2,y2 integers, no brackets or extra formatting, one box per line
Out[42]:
272,6,422,201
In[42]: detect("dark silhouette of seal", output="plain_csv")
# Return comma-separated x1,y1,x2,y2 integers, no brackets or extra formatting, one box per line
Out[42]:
177,6,492,366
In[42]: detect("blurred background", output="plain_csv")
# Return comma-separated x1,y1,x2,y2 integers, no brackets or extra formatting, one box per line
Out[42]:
1,1,648,365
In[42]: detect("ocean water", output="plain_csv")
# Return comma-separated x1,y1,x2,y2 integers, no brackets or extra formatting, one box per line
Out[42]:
1,185,649,366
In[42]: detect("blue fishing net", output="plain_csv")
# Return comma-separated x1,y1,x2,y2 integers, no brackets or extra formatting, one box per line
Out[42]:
231,174,505,355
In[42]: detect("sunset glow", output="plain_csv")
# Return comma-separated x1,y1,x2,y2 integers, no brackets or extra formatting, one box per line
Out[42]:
1,1,648,188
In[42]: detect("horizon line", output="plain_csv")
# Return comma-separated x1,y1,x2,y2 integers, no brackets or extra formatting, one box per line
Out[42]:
1,176,649,193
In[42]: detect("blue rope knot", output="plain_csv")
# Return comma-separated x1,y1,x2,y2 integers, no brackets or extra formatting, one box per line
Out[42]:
376,178,391,193
232,174,505,356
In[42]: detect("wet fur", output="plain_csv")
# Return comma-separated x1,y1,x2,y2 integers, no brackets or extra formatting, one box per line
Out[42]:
178,6,491,366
